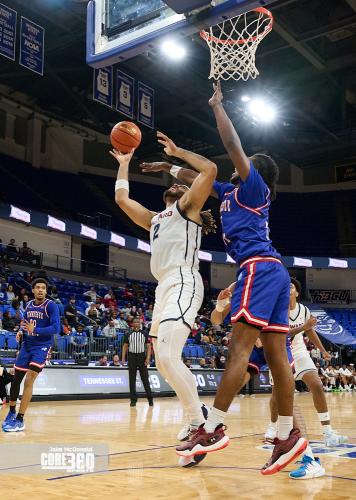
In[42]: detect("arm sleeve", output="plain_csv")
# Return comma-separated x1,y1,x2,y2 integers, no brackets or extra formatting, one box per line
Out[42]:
212,181,236,202
238,162,269,208
34,302,61,336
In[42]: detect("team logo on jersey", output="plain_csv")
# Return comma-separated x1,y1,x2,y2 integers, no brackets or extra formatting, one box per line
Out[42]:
258,441,356,459
158,210,173,219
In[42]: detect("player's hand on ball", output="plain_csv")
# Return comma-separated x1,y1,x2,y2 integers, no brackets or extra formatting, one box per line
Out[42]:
157,131,179,157
109,148,134,165
209,81,223,107
304,315,317,331
140,161,172,173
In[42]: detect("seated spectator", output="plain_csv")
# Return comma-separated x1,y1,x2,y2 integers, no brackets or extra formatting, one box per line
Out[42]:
5,284,17,304
103,290,117,310
325,364,339,390
96,355,108,366
109,354,121,367
101,320,117,338
95,297,105,315
184,358,192,369
214,353,227,370
199,358,211,369
70,324,88,347
84,286,100,303
2,311,16,331
145,304,153,321
61,318,71,336
64,297,78,327
0,286,7,305
85,303,99,321
316,363,331,391
50,286,62,304
19,242,40,265
116,312,129,330
6,239,17,261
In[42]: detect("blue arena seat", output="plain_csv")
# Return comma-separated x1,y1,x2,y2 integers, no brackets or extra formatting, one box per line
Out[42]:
7,335,18,349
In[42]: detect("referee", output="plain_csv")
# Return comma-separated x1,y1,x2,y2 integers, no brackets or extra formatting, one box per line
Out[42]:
122,318,153,407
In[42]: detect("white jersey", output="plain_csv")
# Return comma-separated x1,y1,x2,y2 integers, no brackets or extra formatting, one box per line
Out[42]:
149,201,202,281
289,303,310,358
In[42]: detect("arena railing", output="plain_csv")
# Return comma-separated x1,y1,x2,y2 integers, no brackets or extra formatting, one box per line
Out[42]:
2,243,126,281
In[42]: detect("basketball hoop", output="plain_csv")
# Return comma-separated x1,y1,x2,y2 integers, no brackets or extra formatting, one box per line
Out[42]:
200,7,273,81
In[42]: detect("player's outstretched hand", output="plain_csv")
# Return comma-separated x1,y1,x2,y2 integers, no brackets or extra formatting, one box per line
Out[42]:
140,161,172,173
109,148,134,165
304,315,317,331
157,131,180,157
208,80,223,108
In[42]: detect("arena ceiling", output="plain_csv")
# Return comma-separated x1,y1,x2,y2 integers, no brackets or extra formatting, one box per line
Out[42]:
2,0,356,169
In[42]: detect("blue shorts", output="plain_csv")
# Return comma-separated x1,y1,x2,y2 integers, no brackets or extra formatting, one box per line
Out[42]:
248,343,294,375
231,257,290,333
14,343,51,372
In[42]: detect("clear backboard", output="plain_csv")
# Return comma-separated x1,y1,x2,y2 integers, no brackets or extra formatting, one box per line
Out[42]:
86,0,273,68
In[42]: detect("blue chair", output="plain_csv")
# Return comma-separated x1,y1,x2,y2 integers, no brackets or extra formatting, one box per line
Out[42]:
7,335,18,349
0,333,6,349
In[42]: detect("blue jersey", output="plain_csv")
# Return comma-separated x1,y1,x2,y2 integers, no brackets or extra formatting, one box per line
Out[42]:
22,298,60,347
213,162,280,264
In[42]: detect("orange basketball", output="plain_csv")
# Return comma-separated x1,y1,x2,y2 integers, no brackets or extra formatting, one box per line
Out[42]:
110,121,142,153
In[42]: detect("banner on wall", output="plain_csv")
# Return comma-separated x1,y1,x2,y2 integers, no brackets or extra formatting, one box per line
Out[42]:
313,308,356,346
0,3,17,61
335,164,356,183
137,81,154,128
19,17,45,75
93,66,113,107
309,289,351,305
116,69,134,118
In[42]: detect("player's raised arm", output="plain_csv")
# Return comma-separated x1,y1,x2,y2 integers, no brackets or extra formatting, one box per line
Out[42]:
111,149,155,231
140,153,219,199
209,82,250,181
155,132,217,212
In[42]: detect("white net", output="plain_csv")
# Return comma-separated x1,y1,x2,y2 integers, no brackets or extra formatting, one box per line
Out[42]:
200,7,273,81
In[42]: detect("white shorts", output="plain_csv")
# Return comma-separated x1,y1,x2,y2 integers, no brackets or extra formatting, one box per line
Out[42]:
294,353,317,381
150,267,204,337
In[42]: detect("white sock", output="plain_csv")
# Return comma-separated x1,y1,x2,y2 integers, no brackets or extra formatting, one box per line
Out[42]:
268,420,277,430
322,424,332,434
304,445,315,460
204,407,226,433
277,416,293,440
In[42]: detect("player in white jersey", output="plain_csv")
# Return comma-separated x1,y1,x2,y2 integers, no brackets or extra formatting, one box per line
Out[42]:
265,277,348,479
111,131,217,458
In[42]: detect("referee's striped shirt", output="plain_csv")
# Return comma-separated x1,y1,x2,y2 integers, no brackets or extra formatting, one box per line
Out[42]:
123,329,149,354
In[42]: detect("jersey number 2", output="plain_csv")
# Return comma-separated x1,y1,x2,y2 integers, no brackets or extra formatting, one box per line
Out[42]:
153,224,160,241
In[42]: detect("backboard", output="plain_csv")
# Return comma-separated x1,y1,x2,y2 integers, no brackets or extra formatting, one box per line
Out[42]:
86,0,273,68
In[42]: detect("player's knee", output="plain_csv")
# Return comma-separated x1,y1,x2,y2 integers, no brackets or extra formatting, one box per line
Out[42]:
25,370,38,386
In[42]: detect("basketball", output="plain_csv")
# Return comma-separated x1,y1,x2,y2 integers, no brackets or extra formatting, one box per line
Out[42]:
110,121,142,153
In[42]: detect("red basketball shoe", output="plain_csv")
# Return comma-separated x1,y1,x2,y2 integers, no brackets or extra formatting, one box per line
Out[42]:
261,428,308,475
176,424,229,457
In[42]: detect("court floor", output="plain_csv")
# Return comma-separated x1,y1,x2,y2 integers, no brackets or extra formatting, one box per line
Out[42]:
0,392,355,499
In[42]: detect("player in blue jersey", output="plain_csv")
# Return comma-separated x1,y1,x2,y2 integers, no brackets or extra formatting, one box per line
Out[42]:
2,278,60,432
141,82,307,473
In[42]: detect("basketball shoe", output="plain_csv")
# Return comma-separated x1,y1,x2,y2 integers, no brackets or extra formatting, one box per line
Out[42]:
176,404,208,441
176,424,229,458
3,417,25,432
2,409,16,429
324,430,348,447
261,428,308,475
289,455,325,480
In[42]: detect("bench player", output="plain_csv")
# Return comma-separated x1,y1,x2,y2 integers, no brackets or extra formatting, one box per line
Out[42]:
2,278,60,432
112,132,216,447
143,82,306,474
